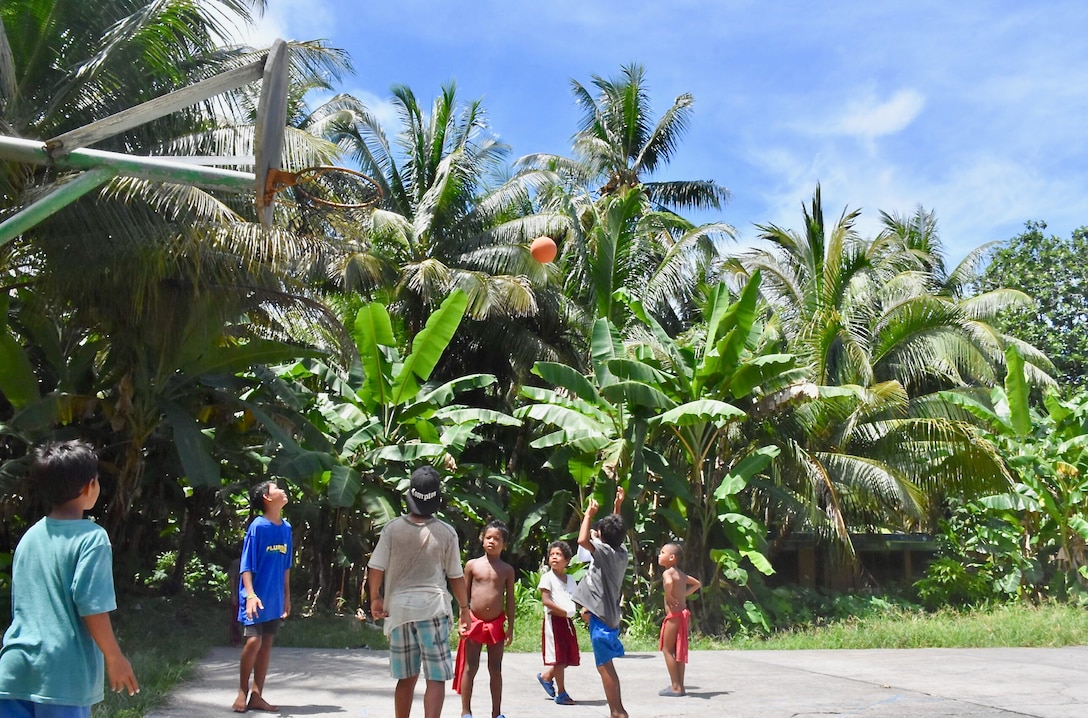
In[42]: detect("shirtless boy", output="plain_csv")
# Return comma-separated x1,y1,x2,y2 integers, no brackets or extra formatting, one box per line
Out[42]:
453,520,515,718
657,542,702,697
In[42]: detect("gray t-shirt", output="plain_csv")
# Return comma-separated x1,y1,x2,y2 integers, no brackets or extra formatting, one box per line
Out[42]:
368,515,463,633
572,536,627,629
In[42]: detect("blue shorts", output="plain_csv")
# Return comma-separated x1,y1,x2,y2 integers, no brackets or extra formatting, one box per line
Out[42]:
588,614,625,666
0,700,90,718
388,614,453,681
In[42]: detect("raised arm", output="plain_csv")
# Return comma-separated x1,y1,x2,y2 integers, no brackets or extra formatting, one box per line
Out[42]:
578,498,600,553
613,485,626,514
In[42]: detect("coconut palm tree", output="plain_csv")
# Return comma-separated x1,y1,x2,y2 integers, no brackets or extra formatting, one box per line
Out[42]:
327,82,584,386
520,63,731,213
741,186,1018,559
0,1,359,561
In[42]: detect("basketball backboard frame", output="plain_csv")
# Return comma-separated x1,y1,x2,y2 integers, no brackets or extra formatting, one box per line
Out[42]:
254,38,290,227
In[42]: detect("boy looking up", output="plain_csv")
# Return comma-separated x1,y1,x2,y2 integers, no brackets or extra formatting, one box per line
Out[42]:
453,520,515,718
657,542,701,697
234,481,292,712
573,486,628,718
368,466,470,718
0,440,139,718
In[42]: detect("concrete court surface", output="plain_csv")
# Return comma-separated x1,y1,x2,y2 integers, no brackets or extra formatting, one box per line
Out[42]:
149,645,1088,718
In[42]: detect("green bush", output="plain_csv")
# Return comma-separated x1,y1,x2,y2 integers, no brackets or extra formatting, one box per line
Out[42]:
136,552,230,601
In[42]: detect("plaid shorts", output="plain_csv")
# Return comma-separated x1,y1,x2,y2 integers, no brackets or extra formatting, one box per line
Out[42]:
388,614,453,681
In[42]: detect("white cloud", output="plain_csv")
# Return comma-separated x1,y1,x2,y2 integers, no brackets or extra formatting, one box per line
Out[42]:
237,0,335,48
833,90,926,139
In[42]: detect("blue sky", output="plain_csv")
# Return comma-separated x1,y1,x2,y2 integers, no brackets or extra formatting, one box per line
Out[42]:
243,1,1088,265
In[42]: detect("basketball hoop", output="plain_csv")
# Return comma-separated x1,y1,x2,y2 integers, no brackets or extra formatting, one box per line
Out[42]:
263,166,382,211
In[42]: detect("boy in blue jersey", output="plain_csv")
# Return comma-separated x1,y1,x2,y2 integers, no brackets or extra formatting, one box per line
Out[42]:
0,440,139,718
233,481,292,713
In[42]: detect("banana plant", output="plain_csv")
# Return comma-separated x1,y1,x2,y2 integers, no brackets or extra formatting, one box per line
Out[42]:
616,274,809,587
519,272,818,630
265,289,524,525
940,346,1088,596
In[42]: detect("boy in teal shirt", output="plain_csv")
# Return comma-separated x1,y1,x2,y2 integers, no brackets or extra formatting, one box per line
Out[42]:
0,440,138,718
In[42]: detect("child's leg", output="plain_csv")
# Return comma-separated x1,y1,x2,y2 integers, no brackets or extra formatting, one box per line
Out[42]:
394,675,419,718
660,618,682,691
247,635,277,710
596,659,627,718
486,643,504,717
235,634,261,711
423,678,445,718
459,639,483,717
552,664,567,695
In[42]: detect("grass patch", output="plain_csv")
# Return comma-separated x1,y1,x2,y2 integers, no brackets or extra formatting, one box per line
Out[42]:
91,594,223,718
726,602,1088,650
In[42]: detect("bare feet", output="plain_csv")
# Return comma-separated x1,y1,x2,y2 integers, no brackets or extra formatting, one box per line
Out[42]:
247,693,278,712
232,691,249,713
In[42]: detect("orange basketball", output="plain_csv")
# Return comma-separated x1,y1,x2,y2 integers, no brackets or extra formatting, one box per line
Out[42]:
530,236,558,263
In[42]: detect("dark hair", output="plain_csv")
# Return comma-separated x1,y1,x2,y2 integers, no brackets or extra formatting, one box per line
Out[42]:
250,481,274,515
483,519,510,544
597,514,625,549
548,540,572,560
663,541,683,563
31,440,98,508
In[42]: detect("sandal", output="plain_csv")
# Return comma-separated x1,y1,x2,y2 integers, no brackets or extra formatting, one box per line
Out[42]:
536,673,556,698
555,691,576,705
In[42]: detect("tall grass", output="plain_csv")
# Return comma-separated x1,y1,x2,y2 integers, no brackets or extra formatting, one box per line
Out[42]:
726,602,1088,650
91,595,223,718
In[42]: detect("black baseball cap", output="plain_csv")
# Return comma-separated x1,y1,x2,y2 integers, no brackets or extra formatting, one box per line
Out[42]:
405,466,442,516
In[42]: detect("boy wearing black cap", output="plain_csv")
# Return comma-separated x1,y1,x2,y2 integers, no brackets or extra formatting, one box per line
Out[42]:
367,466,470,718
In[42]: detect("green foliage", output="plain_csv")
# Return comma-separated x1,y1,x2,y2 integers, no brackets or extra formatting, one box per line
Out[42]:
936,352,1088,600
621,600,658,641
136,552,230,602
982,221,1088,387
915,556,996,609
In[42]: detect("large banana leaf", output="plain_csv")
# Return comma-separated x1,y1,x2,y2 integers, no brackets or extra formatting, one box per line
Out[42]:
327,465,362,507
517,386,612,424
371,442,447,462
434,407,521,427
0,298,38,409
392,290,468,404
532,361,602,404
530,428,614,453
1004,345,1031,438
600,380,676,410
353,302,396,410
728,354,796,399
590,318,625,387
514,403,612,435
418,374,497,406
161,401,220,488
655,398,744,428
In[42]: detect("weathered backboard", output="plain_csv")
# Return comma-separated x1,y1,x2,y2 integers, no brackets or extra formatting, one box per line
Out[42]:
254,39,290,227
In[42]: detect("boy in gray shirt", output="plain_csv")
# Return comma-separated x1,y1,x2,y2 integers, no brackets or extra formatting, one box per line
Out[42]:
573,487,628,718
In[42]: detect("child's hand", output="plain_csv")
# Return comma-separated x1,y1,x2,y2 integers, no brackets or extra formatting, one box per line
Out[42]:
586,497,600,515
614,486,626,510
106,652,139,696
505,625,514,647
245,594,263,621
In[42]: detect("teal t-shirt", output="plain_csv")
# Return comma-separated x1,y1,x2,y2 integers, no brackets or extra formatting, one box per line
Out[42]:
0,517,117,706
